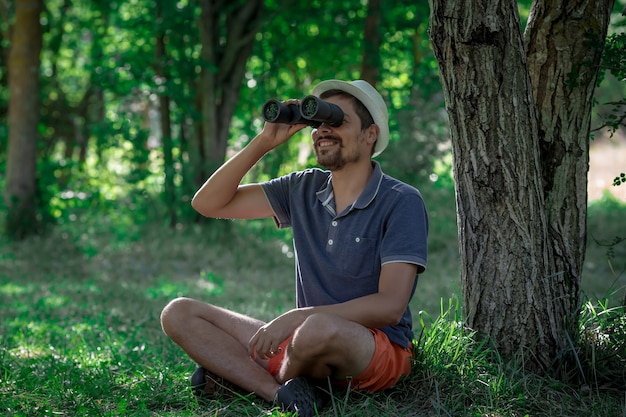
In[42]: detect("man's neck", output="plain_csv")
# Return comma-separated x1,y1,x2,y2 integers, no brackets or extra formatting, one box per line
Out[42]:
330,160,374,214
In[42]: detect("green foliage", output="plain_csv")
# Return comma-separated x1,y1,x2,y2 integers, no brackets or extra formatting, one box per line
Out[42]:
593,6,626,138
595,32,626,136
6,0,626,241
0,0,450,237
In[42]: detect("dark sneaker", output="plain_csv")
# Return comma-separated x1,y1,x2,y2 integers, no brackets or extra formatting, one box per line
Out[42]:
190,367,247,402
274,377,331,417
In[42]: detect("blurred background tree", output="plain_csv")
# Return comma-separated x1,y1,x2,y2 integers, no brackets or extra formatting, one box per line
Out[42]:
4,0,43,238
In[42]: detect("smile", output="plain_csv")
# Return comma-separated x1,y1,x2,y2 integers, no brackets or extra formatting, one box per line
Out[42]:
315,137,340,148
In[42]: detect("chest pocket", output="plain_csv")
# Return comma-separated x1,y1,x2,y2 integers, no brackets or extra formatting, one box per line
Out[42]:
337,235,378,278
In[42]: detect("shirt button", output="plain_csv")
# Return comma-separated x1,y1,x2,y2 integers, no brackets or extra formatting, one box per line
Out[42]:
328,239,334,245
331,221,338,227
355,237,361,243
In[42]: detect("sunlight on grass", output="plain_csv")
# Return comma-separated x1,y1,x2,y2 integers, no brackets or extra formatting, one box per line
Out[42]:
144,278,188,299
144,271,225,300
38,294,69,308
0,282,35,296
8,344,52,359
197,270,225,296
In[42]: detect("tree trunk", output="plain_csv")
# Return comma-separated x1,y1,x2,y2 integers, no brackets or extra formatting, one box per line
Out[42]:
88,7,107,166
156,3,177,227
361,0,382,85
5,0,43,239
429,0,554,371
429,0,615,373
524,0,614,326
196,0,264,179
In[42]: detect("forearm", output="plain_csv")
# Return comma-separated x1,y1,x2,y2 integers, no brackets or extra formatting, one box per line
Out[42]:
300,292,407,329
294,264,416,329
249,293,402,360
191,135,271,217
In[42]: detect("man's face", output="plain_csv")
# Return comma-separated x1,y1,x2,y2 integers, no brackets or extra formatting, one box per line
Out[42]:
311,96,370,171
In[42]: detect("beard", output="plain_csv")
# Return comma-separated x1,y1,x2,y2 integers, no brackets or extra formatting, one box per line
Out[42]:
314,135,363,171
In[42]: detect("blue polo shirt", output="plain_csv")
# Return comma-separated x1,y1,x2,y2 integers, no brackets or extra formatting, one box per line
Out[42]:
260,161,428,348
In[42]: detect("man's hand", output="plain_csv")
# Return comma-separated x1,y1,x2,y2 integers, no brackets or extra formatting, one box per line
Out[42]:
248,308,309,360
257,99,307,152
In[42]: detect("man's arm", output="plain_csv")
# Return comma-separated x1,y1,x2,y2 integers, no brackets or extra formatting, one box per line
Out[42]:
191,117,306,219
313,262,418,327
249,262,418,358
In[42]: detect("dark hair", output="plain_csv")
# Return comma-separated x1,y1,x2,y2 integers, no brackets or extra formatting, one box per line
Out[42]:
319,89,375,131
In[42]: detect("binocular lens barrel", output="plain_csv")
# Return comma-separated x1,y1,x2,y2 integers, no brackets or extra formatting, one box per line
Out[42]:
300,96,343,127
262,100,303,124
262,97,344,128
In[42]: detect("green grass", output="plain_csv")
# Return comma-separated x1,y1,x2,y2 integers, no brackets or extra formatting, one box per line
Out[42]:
1,188,625,416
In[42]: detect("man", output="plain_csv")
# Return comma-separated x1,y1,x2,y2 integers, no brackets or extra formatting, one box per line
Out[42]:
160,80,428,417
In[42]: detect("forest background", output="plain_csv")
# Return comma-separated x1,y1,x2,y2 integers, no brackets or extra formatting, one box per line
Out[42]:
1,0,626,416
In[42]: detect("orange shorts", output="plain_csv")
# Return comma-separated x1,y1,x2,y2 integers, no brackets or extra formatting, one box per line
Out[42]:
266,328,413,392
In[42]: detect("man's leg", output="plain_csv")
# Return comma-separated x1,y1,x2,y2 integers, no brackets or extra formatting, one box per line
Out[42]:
277,312,376,383
271,313,376,417
160,297,281,402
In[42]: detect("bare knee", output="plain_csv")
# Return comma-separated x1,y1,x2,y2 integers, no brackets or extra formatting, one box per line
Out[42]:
160,297,196,337
289,313,341,357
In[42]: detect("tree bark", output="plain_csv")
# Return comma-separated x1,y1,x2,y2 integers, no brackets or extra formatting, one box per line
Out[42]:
5,0,43,239
429,0,553,370
524,0,614,324
429,0,616,372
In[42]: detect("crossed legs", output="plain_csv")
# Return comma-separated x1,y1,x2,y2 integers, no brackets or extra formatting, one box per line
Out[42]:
160,297,375,402
160,297,280,401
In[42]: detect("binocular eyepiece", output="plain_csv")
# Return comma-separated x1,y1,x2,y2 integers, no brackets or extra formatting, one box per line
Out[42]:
262,96,344,128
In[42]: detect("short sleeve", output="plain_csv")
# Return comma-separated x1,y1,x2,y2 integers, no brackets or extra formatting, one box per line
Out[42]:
380,186,428,274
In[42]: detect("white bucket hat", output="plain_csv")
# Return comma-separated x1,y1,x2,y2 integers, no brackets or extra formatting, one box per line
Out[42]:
312,79,389,157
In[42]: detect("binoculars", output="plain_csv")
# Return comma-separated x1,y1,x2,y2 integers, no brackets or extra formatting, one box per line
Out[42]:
262,96,344,128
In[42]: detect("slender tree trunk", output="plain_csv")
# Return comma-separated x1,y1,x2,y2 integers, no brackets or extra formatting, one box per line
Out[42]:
156,4,177,227
5,0,43,239
361,0,382,85
196,0,264,180
88,6,107,167
524,0,614,323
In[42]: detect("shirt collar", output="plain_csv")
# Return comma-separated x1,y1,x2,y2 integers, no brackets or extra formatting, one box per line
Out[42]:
316,161,384,212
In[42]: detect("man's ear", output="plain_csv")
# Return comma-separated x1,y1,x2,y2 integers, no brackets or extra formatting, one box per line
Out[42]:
366,124,379,145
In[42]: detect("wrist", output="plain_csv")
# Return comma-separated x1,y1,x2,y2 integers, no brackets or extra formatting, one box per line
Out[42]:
295,307,313,323
247,134,274,155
